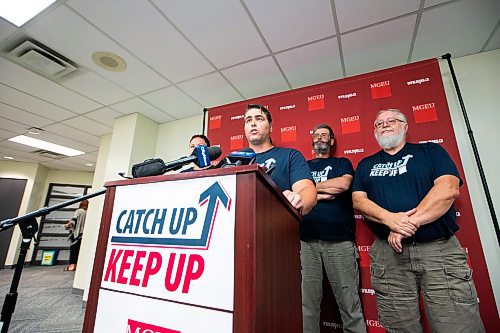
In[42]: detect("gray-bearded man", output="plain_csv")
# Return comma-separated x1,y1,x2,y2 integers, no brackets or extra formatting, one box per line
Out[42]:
352,109,484,332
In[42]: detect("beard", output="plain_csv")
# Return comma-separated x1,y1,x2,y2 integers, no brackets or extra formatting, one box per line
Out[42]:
313,141,330,155
375,130,405,150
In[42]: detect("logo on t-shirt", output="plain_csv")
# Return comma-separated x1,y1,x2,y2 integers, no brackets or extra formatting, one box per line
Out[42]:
260,158,276,172
311,166,332,182
369,154,413,177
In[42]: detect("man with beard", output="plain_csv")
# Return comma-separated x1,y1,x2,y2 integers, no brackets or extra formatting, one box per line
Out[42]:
244,104,316,214
301,124,366,333
352,109,484,332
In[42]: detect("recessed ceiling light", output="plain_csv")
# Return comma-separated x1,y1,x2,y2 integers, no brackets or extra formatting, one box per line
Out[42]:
84,163,93,167
0,0,56,27
8,135,84,157
28,127,43,135
4,156,14,160
92,51,127,72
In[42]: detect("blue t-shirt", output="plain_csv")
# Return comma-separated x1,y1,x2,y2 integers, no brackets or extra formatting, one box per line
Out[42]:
352,142,462,242
255,146,313,192
301,157,356,242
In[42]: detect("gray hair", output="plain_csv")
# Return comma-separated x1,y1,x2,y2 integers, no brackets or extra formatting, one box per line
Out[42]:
375,109,407,124
312,123,335,140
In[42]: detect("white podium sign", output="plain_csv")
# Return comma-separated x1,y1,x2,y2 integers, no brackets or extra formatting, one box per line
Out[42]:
94,175,236,333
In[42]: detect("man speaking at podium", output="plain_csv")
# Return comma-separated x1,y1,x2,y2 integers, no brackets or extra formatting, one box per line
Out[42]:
243,104,316,215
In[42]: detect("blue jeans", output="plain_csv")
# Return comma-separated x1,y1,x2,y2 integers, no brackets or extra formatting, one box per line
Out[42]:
301,240,367,333
369,236,485,333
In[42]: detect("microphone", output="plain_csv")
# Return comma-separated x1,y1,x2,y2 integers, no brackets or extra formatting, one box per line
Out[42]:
132,146,222,178
217,147,256,168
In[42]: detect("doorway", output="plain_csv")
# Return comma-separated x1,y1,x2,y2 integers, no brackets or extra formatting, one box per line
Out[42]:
0,178,27,269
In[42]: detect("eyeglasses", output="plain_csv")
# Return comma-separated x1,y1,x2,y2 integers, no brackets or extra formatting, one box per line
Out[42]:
374,118,405,129
312,133,330,139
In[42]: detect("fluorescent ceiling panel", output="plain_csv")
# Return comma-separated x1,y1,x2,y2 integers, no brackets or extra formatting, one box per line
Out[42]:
8,135,84,156
0,0,56,26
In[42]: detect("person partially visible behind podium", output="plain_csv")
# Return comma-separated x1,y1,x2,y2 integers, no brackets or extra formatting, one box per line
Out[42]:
243,104,316,215
63,199,88,272
181,134,214,173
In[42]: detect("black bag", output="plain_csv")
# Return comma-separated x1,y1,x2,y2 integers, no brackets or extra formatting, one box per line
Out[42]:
132,158,166,178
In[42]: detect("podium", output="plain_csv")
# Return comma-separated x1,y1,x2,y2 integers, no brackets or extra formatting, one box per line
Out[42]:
83,165,302,332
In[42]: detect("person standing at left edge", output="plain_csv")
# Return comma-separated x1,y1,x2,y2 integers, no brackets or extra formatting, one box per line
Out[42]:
301,124,366,333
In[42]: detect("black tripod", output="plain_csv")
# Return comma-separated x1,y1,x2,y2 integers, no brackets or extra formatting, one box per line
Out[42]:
0,189,106,333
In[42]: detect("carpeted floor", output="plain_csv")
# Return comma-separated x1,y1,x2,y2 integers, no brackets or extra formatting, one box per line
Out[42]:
0,265,84,333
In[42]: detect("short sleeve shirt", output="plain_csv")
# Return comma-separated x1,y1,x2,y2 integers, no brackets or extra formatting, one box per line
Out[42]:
255,146,313,192
352,142,462,242
301,157,356,242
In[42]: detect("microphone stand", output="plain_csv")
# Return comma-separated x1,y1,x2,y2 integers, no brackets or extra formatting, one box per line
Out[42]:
0,189,106,333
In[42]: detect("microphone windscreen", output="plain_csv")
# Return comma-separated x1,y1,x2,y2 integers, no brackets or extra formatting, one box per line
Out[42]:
132,158,166,178
208,146,222,160
227,147,256,165
194,146,222,168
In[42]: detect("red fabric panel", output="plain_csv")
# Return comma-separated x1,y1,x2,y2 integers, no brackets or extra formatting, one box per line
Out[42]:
207,59,498,332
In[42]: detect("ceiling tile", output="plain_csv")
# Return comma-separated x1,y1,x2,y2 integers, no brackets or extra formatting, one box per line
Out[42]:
34,131,98,152
62,71,133,105
0,116,32,133
43,123,101,147
276,38,343,88
424,0,454,7
485,28,500,51
343,15,416,76
245,0,336,52
110,97,174,123
26,5,169,94
0,17,17,42
60,154,97,166
141,87,203,119
336,0,420,33
61,116,113,137
177,73,243,108
153,0,268,69
0,144,53,162
68,0,213,82
222,57,289,99
84,107,123,127
0,83,76,121
412,0,500,61
0,128,17,140
40,159,94,172
0,102,55,127
0,57,101,113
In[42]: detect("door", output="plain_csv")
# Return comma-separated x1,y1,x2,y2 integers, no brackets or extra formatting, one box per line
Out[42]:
0,178,27,269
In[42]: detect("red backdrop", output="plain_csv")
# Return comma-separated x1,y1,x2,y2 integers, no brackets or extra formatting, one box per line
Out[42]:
207,59,498,332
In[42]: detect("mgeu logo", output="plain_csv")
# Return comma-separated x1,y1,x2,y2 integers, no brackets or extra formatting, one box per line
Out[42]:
412,102,435,111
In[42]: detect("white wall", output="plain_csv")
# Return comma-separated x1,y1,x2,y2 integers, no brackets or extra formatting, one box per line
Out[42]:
0,161,45,265
440,48,500,312
77,134,111,295
156,114,204,163
0,161,93,265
